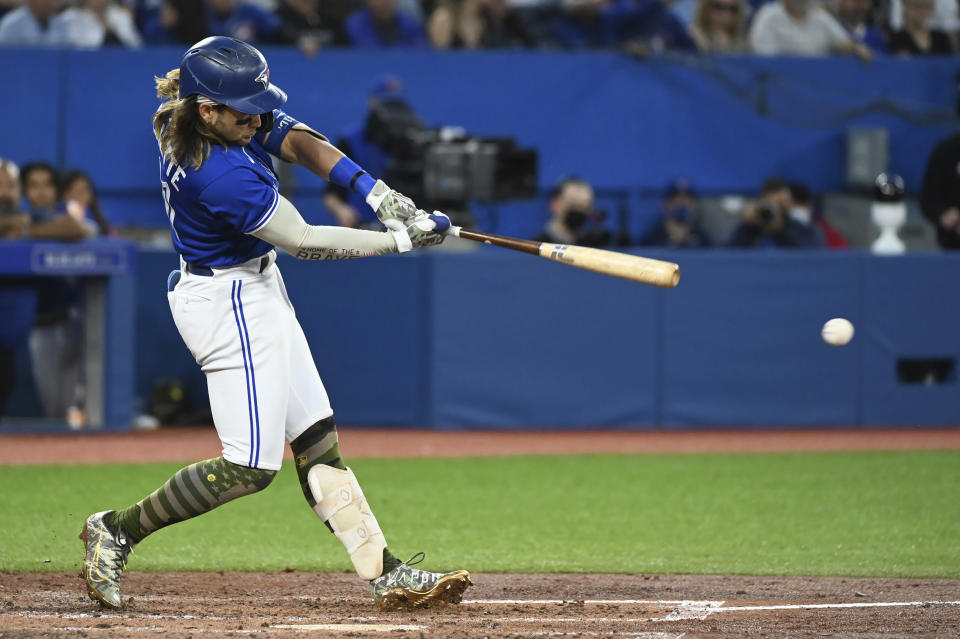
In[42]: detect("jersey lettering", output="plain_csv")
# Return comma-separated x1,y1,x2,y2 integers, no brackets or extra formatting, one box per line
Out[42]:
161,180,181,242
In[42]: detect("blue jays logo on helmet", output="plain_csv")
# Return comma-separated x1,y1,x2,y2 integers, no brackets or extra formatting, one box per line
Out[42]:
178,36,287,115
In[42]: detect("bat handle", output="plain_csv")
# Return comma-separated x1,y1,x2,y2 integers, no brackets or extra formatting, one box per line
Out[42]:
446,225,463,238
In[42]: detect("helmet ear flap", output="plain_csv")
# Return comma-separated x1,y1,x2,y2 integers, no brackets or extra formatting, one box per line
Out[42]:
258,110,275,133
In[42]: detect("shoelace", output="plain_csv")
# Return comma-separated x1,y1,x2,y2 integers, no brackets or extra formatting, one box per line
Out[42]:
109,528,134,574
402,552,426,568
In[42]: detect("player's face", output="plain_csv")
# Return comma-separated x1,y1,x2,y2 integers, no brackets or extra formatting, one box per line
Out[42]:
210,106,262,146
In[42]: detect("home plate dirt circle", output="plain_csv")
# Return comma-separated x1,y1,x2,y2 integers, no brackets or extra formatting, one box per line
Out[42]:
3,572,959,638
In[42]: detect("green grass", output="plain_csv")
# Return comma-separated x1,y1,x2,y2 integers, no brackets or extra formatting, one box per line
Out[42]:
1,451,958,578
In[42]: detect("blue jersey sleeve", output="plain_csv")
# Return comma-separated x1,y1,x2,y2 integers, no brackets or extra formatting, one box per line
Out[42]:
199,168,280,235
254,109,301,158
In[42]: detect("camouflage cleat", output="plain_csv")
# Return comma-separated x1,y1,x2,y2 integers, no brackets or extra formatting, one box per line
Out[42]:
79,511,135,609
371,552,471,610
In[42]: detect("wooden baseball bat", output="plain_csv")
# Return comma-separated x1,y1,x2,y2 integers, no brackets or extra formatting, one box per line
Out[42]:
448,227,680,288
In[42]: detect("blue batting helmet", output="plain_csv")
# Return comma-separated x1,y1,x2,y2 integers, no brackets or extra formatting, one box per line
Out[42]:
178,36,287,114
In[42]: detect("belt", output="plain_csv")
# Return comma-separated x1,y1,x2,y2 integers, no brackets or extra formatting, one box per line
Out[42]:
185,255,270,277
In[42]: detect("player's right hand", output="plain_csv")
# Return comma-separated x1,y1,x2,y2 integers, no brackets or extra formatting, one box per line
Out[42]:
366,180,418,231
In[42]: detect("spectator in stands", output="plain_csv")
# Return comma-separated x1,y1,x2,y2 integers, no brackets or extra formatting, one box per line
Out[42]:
22,163,95,239
499,0,562,44
725,177,824,248
829,0,888,53
549,0,618,48
21,162,96,428
345,0,427,47
140,0,209,44
689,0,749,53
639,178,712,248
1,161,96,240
0,0,19,21
920,129,960,249
0,159,38,419
549,0,694,51
427,0,536,49
888,0,958,49
0,158,29,239
308,0,364,28
748,0,873,61
276,0,345,54
59,170,113,237
535,176,611,247
790,182,848,249
0,0,69,46
203,0,280,43
619,0,698,54
889,0,955,55
59,0,142,48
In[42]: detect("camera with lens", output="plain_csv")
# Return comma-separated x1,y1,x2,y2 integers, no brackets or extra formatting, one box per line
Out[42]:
755,201,783,225
365,99,538,208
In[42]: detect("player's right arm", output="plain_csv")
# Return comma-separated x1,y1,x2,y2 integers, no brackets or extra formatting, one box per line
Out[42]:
199,166,448,259
258,111,424,231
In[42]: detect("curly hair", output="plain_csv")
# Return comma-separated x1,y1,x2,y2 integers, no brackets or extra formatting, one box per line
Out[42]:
152,69,229,170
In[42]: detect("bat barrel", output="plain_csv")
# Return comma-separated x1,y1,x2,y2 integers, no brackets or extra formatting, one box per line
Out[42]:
449,227,680,288
540,243,680,288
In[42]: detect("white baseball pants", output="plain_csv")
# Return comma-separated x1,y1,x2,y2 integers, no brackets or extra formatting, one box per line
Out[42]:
168,251,333,470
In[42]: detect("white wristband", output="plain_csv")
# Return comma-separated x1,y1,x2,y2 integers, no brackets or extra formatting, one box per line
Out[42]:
365,180,390,212
391,229,412,253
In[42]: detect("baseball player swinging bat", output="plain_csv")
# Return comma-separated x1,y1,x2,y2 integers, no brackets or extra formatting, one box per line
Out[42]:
447,227,681,288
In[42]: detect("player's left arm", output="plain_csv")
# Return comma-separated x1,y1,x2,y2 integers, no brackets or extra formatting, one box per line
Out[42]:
251,193,447,258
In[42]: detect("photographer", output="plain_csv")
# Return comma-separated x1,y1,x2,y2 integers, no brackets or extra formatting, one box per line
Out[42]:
535,176,610,247
325,73,537,229
639,178,712,248
725,177,824,248
920,128,960,249
323,75,413,229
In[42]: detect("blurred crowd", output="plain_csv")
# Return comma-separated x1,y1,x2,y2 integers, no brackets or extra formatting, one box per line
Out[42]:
0,0,957,57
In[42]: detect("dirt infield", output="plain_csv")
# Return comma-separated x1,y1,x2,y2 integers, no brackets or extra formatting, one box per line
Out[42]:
3,428,959,637
3,572,960,638
2,426,959,465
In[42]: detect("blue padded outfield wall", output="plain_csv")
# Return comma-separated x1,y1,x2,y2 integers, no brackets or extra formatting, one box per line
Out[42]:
2,49,958,428
0,49,957,234
131,248,960,429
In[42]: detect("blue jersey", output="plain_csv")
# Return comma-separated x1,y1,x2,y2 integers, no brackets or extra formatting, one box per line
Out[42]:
158,109,299,266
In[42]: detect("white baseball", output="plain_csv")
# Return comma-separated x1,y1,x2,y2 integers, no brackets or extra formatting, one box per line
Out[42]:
821,318,855,346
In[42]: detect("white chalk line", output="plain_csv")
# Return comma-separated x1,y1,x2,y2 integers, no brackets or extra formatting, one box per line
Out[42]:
464,599,715,605
718,600,960,612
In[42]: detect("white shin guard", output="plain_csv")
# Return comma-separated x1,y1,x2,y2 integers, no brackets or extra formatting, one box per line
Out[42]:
306,465,386,580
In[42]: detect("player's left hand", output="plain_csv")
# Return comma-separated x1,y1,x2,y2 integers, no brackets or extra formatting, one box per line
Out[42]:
405,210,450,248
366,180,418,231
407,210,450,233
